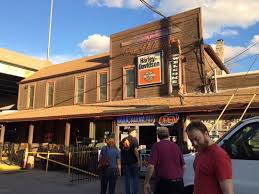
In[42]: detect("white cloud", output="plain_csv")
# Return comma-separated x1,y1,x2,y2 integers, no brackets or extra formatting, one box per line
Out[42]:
157,0,259,39
211,35,259,63
79,34,110,55
219,30,239,36
86,0,259,39
86,0,153,9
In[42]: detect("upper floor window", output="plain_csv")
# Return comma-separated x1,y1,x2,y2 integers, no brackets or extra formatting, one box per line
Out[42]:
124,67,135,98
98,72,108,101
27,85,35,108
75,76,85,104
46,82,54,106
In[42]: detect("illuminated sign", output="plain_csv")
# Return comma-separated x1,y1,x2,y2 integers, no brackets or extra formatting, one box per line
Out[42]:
117,115,156,124
158,114,180,126
137,52,163,86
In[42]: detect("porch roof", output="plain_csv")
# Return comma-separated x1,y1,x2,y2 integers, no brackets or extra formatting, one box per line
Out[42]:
0,87,258,123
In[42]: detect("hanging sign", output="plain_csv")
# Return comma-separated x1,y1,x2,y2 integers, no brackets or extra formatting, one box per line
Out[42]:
158,114,180,126
137,52,163,86
169,41,182,91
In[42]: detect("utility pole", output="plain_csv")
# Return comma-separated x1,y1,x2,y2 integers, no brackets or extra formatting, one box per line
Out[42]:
47,0,54,61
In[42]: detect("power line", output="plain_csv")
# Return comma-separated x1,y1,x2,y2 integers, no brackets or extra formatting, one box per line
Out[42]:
224,41,259,65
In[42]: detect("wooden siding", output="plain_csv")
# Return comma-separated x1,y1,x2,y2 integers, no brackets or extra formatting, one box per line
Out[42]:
217,73,259,91
204,52,221,76
34,80,46,109
18,84,29,110
111,8,204,98
18,67,109,110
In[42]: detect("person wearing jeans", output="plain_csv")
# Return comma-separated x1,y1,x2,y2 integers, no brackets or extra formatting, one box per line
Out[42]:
120,127,140,194
99,136,121,194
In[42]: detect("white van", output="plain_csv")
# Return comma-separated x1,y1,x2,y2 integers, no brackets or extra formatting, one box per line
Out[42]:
183,117,259,194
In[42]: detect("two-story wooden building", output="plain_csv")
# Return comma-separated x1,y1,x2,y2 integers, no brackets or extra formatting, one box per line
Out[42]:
1,8,259,152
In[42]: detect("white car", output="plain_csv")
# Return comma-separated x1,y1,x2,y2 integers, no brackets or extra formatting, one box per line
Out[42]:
183,117,259,194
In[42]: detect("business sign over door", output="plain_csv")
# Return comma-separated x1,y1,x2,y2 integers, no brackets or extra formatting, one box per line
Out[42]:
117,115,156,125
137,52,163,87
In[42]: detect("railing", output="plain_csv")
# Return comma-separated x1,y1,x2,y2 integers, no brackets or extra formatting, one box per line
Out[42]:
0,143,100,184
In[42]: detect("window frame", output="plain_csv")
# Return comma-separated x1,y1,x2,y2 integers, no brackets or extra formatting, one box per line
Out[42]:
26,84,36,109
45,81,55,107
97,71,109,102
74,75,86,104
123,66,136,99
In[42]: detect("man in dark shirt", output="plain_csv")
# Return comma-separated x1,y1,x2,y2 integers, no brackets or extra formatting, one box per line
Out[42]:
144,127,186,194
120,127,140,194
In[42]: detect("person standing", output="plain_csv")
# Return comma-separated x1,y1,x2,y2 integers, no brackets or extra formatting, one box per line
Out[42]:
186,121,235,194
144,127,186,194
99,136,121,194
120,127,140,194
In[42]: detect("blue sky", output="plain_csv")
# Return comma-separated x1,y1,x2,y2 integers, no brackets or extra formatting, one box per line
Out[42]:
0,0,259,73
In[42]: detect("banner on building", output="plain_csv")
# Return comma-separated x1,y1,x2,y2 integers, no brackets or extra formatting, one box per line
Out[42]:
169,41,182,92
137,52,163,87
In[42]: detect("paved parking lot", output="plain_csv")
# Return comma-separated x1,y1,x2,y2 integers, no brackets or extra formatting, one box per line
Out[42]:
0,169,145,194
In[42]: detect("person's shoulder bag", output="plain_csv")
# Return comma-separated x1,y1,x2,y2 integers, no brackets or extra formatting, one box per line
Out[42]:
98,146,110,170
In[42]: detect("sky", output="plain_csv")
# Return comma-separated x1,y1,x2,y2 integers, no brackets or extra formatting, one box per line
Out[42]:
0,0,259,73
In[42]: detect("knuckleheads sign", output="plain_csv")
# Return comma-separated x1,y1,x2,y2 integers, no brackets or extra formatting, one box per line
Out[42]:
158,114,180,126
137,52,163,86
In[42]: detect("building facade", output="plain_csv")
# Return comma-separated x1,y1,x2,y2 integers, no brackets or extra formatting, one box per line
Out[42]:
1,8,259,154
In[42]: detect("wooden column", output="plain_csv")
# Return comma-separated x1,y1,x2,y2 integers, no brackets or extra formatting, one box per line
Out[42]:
89,122,96,140
0,125,5,144
114,125,120,147
0,125,5,160
65,122,71,148
28,124,34,150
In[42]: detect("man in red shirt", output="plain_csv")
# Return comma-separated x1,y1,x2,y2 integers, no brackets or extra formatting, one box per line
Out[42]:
144,127,186,194
186,121,235,194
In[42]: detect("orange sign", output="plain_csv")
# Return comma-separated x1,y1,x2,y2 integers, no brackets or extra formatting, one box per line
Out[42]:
137,52,162,86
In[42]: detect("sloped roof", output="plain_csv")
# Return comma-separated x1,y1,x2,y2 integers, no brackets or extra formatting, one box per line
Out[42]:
0,87,258,122
21,52,110,83
204,45,230,73
0,48,51,71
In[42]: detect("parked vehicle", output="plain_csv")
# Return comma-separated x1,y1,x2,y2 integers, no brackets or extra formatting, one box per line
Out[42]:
183,117,259,194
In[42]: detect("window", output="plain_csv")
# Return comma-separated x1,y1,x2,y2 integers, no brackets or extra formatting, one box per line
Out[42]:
46,82,54,106
27,85,35,108
75,77,85,104
124,68,135,98
223,122,259,160
98,72,108,101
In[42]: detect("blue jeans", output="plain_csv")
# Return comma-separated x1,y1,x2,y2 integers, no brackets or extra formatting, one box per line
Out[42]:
123,163,139,194
100,168,118,194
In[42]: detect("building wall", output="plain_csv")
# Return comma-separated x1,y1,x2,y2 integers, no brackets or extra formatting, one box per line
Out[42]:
217,72,259,91
110,8,204,99
18,67,109,110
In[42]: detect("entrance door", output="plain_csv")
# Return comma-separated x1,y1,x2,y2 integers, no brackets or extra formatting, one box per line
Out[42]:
139,126,157,150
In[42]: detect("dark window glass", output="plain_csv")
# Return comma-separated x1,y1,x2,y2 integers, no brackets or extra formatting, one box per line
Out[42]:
223,122,259,160
126,69,135,98
47,82,54,106
100,73,107,100
77,78,84,103
29,85,35,108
